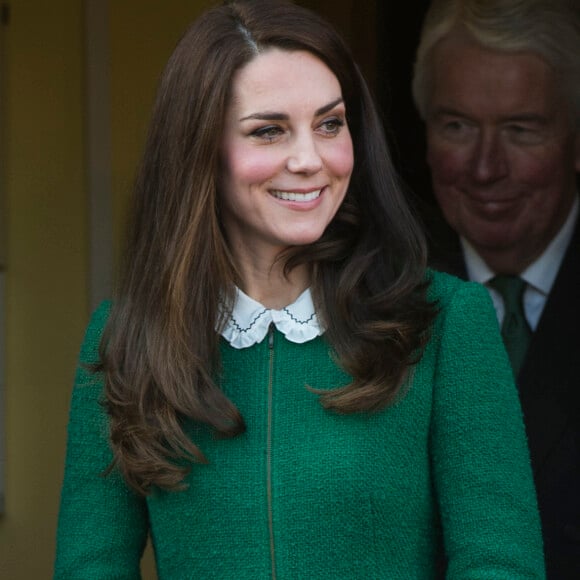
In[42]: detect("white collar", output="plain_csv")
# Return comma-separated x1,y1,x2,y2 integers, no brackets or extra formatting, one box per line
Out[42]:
462,195,578,295
522,196,578,295
220,287,324,349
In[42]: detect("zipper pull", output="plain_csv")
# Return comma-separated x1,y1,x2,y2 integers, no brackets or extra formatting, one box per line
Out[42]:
268,322,275,349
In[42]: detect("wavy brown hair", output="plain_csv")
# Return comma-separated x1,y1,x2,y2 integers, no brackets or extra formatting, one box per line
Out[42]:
100,0,437,494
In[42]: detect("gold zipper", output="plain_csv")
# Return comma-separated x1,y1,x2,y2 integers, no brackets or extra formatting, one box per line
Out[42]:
267,323,277,580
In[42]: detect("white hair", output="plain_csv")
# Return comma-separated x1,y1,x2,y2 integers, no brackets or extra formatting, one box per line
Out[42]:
412,0,580,123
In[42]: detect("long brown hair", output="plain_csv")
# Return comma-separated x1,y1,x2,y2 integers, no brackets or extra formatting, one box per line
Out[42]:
101,0,437,494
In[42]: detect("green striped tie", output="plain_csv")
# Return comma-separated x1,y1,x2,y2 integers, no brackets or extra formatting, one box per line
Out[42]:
489,275,532,375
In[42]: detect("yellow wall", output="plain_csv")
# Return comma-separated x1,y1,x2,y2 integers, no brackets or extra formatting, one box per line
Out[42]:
0,2,376,577
0,1,87,578
0,2,209,577
110,0,207,266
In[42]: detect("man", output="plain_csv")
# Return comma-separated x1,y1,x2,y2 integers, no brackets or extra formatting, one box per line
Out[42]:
412,0,580,577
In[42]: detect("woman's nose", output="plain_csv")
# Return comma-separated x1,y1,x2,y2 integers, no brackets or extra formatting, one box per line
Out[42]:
286,132,323,175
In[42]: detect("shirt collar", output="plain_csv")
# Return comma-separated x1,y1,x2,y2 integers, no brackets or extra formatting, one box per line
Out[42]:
220,287,324,349
462,195,578,296
523,196,578,295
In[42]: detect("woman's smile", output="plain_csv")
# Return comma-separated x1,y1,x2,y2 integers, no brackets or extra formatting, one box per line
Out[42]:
270,188,323,202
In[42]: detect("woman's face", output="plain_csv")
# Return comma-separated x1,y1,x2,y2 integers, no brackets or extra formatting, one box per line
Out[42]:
220,48,354,264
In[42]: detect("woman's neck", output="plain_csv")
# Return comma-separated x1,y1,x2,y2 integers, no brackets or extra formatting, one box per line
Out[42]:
234,252,311,310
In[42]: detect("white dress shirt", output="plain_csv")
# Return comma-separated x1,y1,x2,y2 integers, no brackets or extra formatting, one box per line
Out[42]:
462,196,578,331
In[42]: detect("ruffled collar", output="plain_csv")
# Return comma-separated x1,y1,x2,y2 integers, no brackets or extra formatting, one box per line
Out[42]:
220,287,324,349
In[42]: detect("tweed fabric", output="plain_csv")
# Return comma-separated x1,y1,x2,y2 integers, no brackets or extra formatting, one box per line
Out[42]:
54,271,545,579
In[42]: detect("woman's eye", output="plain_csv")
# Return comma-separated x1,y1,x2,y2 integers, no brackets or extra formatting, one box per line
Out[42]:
251,125,283,141
319,117,344,135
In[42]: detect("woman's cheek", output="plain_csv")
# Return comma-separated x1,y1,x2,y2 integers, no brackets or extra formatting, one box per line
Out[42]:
232,147,286,184
327,135,354,178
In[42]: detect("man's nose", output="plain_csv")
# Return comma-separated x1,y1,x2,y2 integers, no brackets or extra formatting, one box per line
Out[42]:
470,130,509,184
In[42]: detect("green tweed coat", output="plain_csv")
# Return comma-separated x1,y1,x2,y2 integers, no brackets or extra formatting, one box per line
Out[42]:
54,271,545,579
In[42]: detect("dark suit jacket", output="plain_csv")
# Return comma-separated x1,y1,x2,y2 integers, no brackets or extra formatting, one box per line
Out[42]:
428,212,580,579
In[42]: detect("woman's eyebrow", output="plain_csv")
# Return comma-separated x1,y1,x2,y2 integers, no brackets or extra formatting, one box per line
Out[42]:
239,111,288,122
239,97,344,122
315,97,344,116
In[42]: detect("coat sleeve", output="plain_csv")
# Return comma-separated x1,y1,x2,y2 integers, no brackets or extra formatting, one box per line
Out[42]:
429,280,545,578
54,302,149,579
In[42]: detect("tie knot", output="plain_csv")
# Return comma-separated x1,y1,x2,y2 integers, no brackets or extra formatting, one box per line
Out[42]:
489,275,526,311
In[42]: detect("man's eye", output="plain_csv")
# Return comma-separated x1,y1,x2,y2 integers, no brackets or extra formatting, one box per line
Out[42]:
508,124,532,135
435,119,476,143
444,120,466,132
506,125,543,145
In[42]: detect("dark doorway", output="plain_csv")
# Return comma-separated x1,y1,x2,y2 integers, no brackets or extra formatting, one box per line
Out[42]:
376,3,433,212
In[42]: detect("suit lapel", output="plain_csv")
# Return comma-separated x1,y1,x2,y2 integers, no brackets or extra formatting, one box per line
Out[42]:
518,216,580,473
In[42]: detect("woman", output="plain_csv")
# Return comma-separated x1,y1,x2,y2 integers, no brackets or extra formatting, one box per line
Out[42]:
55,1,545,577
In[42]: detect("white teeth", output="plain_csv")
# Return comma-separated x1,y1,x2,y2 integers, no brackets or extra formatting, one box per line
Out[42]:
271,189,321,201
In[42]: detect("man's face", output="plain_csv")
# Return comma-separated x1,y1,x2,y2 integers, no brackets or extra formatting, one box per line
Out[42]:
425,34,580,272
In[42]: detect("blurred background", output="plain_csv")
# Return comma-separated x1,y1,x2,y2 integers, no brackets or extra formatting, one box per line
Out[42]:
0,1,430,577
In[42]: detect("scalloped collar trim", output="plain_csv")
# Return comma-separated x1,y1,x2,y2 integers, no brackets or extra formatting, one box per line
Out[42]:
220,287,323,349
